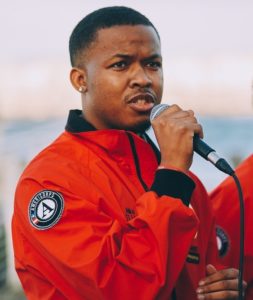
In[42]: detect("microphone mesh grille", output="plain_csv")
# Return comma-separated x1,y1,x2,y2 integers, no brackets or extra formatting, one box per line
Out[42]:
150,104,169,121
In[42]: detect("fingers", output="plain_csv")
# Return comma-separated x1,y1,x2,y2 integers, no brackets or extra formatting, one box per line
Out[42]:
205,264,217,276
160,104,192,115
196,283,247,300
196,290,239,299
196,267,247,300
151,104,203,138
200,268,239,286
151,104,203,171
197,278,240,296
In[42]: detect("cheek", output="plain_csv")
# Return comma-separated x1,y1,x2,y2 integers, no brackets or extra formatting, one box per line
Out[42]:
150,78,163,101
103,72,127,91
156,73,164,95
89,72,125,97
156,71,163,87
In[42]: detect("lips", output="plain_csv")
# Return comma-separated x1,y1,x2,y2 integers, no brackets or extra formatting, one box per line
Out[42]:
127,93,156,112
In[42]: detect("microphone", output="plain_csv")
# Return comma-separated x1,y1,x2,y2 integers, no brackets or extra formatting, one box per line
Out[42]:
150,104,234,175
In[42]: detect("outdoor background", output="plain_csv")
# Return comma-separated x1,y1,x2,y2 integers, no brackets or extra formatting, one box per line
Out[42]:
0,0,253,298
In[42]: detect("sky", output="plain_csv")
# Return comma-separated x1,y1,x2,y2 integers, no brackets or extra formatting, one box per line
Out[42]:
1,0,253,61
0,0,253,118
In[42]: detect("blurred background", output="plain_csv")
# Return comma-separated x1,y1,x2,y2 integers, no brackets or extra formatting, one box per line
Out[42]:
0,0,253,298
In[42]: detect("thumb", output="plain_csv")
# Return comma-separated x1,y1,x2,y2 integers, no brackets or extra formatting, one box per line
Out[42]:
206,264,217,276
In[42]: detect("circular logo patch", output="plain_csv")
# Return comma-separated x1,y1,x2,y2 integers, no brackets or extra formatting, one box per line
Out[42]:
28,190,64,230
216,226,230,257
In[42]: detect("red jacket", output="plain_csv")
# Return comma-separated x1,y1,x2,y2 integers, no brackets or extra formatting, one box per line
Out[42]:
12,110,218,300
210,154,253,299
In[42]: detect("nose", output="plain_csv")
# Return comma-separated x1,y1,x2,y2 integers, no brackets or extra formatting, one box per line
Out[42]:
129,66,152,88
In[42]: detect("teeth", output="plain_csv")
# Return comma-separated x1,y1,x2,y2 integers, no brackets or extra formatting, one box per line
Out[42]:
129,95,154,103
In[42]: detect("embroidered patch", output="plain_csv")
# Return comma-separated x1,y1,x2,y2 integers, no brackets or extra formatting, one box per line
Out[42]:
216,226,230,257
28,190,64,230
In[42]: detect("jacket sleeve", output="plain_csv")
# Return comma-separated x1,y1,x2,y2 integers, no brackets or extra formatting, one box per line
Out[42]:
13,173,199,300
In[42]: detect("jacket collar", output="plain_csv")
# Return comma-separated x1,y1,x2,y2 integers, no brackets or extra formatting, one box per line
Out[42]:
65,109,160,163
65,109,96,133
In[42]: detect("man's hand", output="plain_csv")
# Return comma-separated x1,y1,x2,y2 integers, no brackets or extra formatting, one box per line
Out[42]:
196,264,247,299
151,104,203,172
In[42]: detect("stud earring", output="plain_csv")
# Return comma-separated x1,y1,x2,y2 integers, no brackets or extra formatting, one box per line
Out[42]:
78,86,86,93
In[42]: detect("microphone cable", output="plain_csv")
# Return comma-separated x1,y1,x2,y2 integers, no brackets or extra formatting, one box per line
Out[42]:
230,172,245,300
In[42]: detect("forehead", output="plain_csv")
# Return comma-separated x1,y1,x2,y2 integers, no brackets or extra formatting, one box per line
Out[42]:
85,25,161,60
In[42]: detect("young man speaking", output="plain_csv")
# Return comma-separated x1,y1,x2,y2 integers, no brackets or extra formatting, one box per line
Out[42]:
12,6,244,300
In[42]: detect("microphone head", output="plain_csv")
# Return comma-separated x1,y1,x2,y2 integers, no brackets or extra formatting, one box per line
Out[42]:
150,104,169,121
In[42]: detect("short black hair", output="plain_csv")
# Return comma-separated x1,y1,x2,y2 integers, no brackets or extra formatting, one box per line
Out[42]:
69,6,159,67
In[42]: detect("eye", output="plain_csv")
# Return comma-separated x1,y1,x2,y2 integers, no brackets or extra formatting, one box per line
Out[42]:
110,61,128,70
146,61,162,70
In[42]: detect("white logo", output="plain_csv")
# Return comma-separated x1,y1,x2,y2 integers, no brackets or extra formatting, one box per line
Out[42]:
29,190,64,230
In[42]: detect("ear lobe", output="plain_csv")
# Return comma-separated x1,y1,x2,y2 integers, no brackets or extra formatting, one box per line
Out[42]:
70,67,87,93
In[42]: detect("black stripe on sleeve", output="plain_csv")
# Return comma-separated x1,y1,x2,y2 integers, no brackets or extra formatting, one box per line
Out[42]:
150,169,195,206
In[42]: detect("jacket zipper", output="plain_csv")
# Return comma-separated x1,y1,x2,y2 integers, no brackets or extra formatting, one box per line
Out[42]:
126,132,149,192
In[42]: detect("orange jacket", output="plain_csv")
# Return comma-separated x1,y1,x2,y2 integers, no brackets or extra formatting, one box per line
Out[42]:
210,154,253,299
12,110,218,300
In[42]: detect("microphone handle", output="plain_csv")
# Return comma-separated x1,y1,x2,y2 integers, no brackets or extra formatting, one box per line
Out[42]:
193,136,234,175
193,135,214,158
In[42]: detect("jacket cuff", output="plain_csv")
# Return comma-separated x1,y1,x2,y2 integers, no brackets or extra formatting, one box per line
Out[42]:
150,169,196,206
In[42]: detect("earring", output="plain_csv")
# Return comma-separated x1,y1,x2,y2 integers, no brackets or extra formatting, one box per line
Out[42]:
78,86,86,93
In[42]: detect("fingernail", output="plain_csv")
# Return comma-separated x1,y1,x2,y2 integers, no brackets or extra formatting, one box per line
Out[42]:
197,295,205,300
199,280,205,286
196,288,203,294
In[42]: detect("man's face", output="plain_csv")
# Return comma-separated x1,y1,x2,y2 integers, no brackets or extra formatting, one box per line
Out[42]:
82,25,163,133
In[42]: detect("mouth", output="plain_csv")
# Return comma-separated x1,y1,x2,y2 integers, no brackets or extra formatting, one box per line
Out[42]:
126,93,156,113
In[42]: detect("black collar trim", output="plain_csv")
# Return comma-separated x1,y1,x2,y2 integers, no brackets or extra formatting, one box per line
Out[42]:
65,109,96,133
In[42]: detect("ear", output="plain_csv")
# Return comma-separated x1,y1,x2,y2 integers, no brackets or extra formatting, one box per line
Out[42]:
70,67,87,93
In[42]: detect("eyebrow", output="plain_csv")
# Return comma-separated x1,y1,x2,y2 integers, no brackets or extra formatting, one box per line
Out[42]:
111,53,162,60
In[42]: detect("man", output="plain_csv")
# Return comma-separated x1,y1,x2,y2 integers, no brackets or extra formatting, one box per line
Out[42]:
12,6,243,300
210,154,253,299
